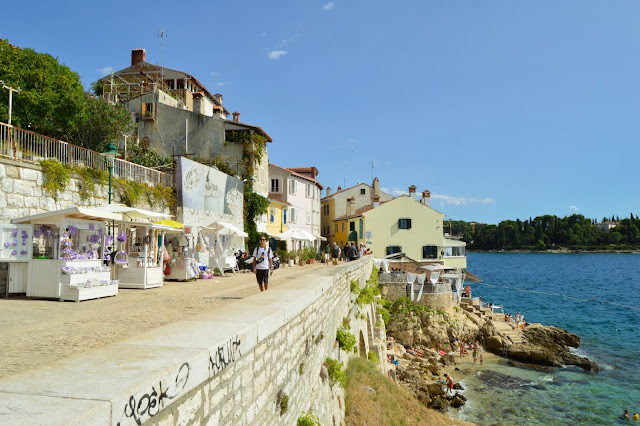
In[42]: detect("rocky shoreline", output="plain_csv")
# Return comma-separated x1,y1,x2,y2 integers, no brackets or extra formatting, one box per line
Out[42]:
384,305,598,414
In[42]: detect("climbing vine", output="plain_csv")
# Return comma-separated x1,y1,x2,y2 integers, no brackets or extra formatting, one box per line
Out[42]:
114,178,176,209
76,167,109,202
39,159,71,201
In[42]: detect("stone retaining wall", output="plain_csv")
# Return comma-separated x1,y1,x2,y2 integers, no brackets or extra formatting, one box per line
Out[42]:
380,282,456,311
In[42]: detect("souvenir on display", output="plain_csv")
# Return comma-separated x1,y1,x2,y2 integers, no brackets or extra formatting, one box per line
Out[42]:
117,231,127,243
114,251,128,264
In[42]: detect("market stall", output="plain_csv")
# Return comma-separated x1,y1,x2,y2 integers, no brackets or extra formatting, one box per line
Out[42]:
1,223,33,296
11,207,122,302
96,205,172,290
200,221,247,276
162,223,199,281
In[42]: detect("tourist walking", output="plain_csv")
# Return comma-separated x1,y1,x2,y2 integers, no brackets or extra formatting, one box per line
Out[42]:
343,243,349,262
330,242,340,265
252,235,273,292
348,242,358,262
324,244,330,265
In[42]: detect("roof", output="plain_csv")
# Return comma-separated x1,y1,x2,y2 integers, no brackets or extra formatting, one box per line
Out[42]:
269,194,291,205
443,238,466,247
224,120,273,143
99,61,229,114
269,163,323,188
321,182,368,200
333,202,391,221
287,167,319,179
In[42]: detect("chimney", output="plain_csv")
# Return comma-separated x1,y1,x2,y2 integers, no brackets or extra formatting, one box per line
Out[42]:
408,185,417,197
326,187,331,197
131,48,146,66
422,190,431,207
372,194,380,208
337,186,342,192
213,93,223,104
372,177,380,197
232,111,240,122
346,196,355,216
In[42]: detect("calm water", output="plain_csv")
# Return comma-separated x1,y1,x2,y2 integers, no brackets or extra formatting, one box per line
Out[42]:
449,252,640,425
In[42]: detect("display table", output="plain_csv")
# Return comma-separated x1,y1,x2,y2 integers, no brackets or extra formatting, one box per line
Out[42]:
164,256,198,281
59,260,117,302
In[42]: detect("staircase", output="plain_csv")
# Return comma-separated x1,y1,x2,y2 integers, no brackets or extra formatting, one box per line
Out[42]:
460,298,491,319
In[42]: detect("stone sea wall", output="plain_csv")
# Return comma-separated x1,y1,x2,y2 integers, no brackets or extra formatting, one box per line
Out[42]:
380,282,456,311
147,258,374,426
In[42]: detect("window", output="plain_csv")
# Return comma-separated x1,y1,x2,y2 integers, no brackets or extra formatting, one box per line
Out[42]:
349,222,355,232
270,208,275,223
270,179,280,193
360,188,366,195
289,180,297,195
283,209,287,224
422,245,438,259
399,218,412,230
335,224,338,233
444,246,465,257
290,207,297,223
341,223,345,233
306,183,313,198
359,219,363,239
386,246,402,256
322,204,330,216
306,210,311,224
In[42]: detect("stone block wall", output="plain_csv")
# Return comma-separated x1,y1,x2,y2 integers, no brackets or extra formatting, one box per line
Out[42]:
0,159,171,224
147,259,374,426
380,283,456,311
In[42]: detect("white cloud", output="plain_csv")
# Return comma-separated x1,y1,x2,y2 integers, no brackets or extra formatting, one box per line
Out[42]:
431,193,496,206
260,32,268,37
211,71,219,76
216,82,231,87
96,66,113,76
323,2,335,10
267,50,287,60
569,205,580,211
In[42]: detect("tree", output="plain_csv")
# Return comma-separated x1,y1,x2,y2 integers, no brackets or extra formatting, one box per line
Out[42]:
67,94,134,152
0,40,85,139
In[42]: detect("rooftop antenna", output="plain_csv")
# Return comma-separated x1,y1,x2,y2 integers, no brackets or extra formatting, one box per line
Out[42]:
158,29,167,86
371,160,374,182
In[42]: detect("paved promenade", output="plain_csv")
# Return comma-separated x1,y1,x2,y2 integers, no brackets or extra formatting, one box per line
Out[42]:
0,264,327,380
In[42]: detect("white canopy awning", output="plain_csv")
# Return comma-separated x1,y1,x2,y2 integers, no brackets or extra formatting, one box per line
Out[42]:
204,221,248,237
278,228,317,242
419,264,453,271
95,204,172,221
12,206,122,223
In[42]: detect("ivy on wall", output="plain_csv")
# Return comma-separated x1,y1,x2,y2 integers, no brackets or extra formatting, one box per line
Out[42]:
38,159,175,209
39,159,71,201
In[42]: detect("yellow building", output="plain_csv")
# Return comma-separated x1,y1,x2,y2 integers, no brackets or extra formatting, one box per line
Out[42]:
362,193,467,269
266,198,289,249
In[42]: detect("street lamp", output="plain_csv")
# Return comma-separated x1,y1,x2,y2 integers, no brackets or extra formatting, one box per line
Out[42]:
101,142,118,204
0,80,21,126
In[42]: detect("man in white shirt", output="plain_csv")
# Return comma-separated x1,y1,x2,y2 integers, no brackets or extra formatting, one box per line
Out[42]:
252,235,274,291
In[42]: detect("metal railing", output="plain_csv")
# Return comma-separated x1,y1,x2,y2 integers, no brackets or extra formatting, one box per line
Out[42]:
0,122,172,187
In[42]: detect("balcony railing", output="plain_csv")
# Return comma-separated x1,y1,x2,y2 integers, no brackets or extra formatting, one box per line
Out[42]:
379,271,453,294
0,122,172,187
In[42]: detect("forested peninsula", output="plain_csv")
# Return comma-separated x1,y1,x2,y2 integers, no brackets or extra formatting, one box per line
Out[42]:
450,214,640,252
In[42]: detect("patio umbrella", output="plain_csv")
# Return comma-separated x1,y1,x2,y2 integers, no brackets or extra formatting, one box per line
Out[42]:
418,264,450,271
277,228,317,242
154,220,184,229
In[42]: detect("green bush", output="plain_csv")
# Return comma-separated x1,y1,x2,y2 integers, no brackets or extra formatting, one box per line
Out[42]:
299,362,305,375
342,317,351,330
40,159,71,200
367,351,379,364
336,328,356,351
325,358,346,388
356,285,376,305
297,410,321,426
350,280,359,293
277,390,289,416
377,307,390,326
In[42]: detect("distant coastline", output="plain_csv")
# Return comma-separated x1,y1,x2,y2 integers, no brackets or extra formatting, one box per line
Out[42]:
468,249,639,254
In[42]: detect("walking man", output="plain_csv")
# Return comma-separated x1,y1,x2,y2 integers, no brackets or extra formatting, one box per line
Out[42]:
253,235,273,291
330,242,340,265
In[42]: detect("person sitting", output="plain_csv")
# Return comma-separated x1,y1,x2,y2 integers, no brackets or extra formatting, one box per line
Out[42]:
462,285,471,297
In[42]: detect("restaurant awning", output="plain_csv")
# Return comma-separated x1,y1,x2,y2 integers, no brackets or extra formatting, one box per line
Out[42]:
463,269,482,282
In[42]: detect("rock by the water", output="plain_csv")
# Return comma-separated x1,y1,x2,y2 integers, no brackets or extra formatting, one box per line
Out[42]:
450,395,466,408
453,383,464,390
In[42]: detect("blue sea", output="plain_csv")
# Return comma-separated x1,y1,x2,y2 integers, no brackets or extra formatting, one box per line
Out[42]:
448,252,640,425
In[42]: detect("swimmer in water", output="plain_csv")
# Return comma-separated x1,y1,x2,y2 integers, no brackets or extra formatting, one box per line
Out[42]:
622,410,629,419
633,412,639,421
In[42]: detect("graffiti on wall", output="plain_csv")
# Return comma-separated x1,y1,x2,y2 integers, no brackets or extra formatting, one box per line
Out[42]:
117,362,190,426
209,335,242,376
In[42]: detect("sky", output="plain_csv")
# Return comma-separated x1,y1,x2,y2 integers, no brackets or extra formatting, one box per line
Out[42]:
2,1,639,224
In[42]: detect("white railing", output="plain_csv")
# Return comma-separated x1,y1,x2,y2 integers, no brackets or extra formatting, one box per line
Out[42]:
379,272,452,294
0,122,172,187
